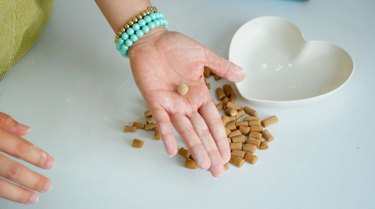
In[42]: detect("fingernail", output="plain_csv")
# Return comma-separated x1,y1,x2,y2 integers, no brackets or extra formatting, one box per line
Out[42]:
42,180,53,192
26,193,39,205
45,156,55,169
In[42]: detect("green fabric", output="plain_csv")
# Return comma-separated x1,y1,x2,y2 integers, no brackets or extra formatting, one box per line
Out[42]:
0,0,53,80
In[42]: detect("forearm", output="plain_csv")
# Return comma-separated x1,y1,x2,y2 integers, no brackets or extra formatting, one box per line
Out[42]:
95,0,152,32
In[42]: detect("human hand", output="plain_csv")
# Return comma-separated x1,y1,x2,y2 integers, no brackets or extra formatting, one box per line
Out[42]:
0,112,54,204
129,28,245,177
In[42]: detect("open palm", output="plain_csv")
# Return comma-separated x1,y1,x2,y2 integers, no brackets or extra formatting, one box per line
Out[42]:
129,28,245,177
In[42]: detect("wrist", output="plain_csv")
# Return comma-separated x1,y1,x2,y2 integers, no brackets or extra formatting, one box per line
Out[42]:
128,27,168,58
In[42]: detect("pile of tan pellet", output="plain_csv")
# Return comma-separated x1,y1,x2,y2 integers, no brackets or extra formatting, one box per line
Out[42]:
124,66,278,170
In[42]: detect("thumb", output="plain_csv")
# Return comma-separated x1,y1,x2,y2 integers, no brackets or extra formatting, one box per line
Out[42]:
0,112,30,137
204,48,246,82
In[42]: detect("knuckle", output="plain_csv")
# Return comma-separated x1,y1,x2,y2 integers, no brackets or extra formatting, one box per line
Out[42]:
6,163,24,181
15,140,33,157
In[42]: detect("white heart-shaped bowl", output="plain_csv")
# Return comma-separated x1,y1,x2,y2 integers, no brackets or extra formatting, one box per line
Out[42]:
229,16,354,106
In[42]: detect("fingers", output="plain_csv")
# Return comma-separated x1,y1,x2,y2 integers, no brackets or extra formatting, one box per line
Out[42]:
199,101,231,163
0,112,30,137
170,114,211,170
204,48,246,82
187,112,224,177
0,154,52,193
150,107,178,157
0,178,38,205
0,129,54,169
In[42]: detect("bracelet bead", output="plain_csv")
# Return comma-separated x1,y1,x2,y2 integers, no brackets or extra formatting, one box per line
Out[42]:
130,34,138,42
126,28,135,35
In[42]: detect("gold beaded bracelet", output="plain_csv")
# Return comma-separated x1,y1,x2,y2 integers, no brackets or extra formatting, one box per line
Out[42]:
114,6,158,43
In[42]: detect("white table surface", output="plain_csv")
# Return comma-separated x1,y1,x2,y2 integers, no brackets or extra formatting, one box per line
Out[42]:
1,0,374,208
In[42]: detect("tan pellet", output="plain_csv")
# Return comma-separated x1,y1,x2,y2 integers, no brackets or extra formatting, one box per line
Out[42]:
224,163,230,170
227,102,242,110
259,141,269,150
124,126,137,132
225,123,237,131
242,144,257,153
144,110,152,118
249,132,262,140
229,94,237,102
230,142,242,150
204,66,211,78
248,120,260,126
184,159,198,169
230,156,245,167
216,103,223,111
144,124,157,130
147,117,156,124
244,153,258,164
132,122,145,129
215,87,226,100
262,129,274,142
231,135,246,143
225,128,231,136
225,108,237,117
228,130,241,138
239,126,250,135
222,115,236,125
231,150,246,158
250,125,263,132
244,106,258,116
154,128,161,140
236,109,246,119
177,84,189,96
244,116,259,121
246,137,262,147
261,116,278,128
235,121,248,127
132,138,144,148
222,97,229,108
223,84,234,97
178,147,191,159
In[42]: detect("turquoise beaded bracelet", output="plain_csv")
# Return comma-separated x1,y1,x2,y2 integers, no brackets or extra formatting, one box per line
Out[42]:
115,11,168,57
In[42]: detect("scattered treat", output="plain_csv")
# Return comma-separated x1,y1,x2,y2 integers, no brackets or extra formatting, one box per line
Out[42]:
231,150,246,158
223,84,234,97
259,141,269,150
230,156,245,167
261,116,279,127
224,163,230,170
177,83,189,96
262,129,274,142
154,128,161,140
244,106,258,116
204,66,212,78
244,153,258,164
184,159,198,169
124,126,137,132
215,87,225,100
132,122,145,129
132,138,144,148
144,110,152,118
178,147,191,159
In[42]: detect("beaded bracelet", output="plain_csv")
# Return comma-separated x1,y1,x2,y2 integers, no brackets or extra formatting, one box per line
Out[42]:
115,7,168,57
